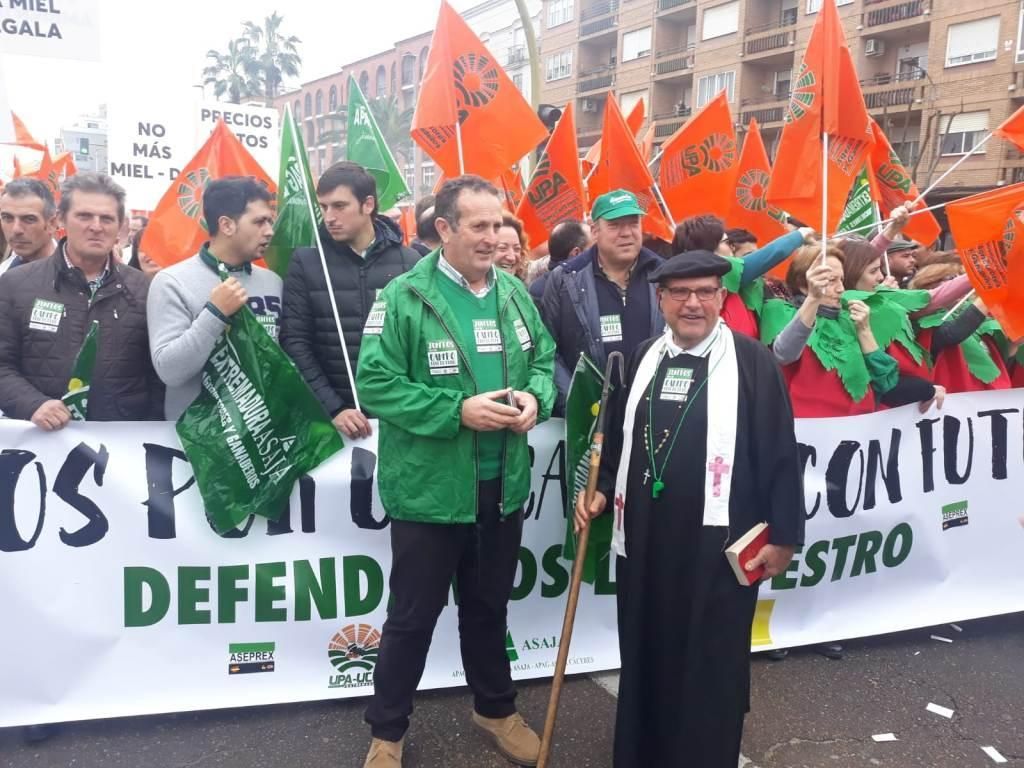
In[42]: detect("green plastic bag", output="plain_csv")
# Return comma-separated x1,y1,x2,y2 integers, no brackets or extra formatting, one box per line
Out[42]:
63,320,100,421
176,306,344,534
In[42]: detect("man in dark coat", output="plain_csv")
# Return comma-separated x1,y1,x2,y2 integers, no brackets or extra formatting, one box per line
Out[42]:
575,250,804,768
0,172,162,427
280,161,419,439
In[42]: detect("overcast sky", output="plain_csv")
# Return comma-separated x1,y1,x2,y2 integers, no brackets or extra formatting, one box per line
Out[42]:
2,0,482,142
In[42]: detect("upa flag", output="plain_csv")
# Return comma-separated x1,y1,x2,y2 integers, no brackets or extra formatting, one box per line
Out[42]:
142,120,276,268
347,75,409,212
766,0,874,232
498,166,525,212
946,182,1024,340
868,120,941,245
728,119,787,249
264,106,320,277
657,92,739,223
516,103,586,247
411,1,547,180
582,98,645,178
589,97,673,242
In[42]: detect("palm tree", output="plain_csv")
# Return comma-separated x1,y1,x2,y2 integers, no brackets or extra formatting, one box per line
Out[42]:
242,12,302,101
203,39,261,104
367,95,414,167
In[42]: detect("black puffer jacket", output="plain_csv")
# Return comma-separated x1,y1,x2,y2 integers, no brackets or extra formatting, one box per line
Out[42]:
0,243,163,420
280,216,420,416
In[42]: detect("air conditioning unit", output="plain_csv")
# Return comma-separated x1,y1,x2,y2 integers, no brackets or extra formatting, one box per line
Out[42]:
864,38,886,56
582,98,599,112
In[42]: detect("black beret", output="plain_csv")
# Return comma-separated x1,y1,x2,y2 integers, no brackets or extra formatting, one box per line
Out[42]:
649,249,732,283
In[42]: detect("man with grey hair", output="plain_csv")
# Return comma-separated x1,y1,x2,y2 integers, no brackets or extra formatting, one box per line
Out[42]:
0,172,162,427
0,178,58,279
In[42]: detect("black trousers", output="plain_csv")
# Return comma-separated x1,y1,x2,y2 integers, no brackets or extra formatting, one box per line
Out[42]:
365,479,524,741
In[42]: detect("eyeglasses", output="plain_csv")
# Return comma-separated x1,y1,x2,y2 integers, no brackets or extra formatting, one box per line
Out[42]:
661,286,722,303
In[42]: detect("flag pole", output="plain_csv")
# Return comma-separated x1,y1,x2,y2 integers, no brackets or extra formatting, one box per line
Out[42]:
647,145,665,169
290,109,362,414
831,200,947,239
651,182,676,230
456,121,465,175
820,133,829,265
912,132,993,206
941,289,976,322
874,202,892,276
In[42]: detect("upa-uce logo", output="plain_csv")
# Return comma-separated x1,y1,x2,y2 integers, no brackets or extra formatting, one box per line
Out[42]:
327,623,381,689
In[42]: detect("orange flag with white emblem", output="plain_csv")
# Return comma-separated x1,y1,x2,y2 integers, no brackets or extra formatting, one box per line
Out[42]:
946,182,1024,340
657,92,740,223
728,119,788,250
142,120,276,268
867,119,941,246
516,103,586,247
412,1,547,180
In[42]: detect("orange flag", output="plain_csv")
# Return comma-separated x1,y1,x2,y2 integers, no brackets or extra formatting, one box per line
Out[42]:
412,1,547,180
582,98,645,178
515,103,586,247
993,104,1024,152
10,112,44,149
498,167,525,212
946,182,1024,340
589,97,673,242
142,121,276,268
398,205,416,245
14,147,60,201
867,120,941,246
766,0,874,232
728,119,788,251
52,151,78,181
638,124,655,166
657,92,739,223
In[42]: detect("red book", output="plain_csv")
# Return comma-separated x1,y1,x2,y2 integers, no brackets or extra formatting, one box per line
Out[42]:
725,523,770,586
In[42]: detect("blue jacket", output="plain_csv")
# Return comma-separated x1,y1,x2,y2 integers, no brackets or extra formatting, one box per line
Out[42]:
538,245,665,409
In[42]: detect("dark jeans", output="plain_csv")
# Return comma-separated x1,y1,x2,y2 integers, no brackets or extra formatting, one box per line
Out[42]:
365,479,524,741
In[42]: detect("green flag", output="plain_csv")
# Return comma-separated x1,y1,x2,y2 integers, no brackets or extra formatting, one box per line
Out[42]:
264,105,321,278
562,354,614,585
346,75,409,212
837,165,879,236
62,320,100,421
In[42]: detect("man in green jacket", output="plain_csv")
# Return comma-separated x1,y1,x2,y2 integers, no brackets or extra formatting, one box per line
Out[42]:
357,175,556,768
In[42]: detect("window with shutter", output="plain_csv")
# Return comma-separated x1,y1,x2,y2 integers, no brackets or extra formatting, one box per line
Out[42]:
702,1,739,40
945,17,999,67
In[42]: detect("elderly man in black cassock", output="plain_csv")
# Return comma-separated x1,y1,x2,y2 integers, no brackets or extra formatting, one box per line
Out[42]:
575,250,804,767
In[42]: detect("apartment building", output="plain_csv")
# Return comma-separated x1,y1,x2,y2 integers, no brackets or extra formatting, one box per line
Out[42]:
275,0,541,200
539,0,1024,205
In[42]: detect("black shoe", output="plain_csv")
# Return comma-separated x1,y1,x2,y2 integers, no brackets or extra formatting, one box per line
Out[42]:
815,642,844,660
766,648,789,661
22,723,59,744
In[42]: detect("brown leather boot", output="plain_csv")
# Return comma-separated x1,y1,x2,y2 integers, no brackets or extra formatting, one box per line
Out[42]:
471,711,540,766
363,737,403,768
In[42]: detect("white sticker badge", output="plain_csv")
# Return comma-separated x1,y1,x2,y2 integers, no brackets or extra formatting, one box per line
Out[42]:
513,317,533,351
427,339,460,376
29,299,64,333
473,318,502,353
364,301,387,335
600,314,622,343
660,367,694,402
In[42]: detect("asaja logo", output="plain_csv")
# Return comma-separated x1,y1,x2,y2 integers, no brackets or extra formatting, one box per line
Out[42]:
177,168,212,230
453,52,500,124
505,630,519,662
784,64,816,124
228,642,276,675
941,500,969,531
328,623,381,689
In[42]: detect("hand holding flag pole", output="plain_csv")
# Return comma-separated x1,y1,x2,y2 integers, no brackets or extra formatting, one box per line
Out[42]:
537,351,624,768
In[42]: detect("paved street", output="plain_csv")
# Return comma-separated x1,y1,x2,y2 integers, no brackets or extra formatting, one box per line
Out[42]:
2,613,1021,768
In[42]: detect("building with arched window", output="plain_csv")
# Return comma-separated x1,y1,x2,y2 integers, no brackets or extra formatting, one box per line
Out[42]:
315,90,323,116
329,85,338,114
375,65,387,97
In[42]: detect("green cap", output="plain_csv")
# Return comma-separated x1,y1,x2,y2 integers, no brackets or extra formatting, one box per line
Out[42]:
590,189,646,221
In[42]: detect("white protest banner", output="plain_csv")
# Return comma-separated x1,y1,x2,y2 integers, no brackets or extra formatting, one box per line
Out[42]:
1,391,1023,728
196,102,280,181
107,98,195,210
0,0,101,62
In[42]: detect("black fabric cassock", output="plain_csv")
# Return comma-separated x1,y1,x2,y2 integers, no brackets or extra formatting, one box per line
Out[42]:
596,332,805,768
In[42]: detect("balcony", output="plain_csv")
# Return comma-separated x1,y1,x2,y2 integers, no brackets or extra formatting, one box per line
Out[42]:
654,44,695,77
580,14,618,38
744,27,796,57
860,76,926,110
577,65,615,94
739,94,789,126
652,108,692,138
656,0,695,12
862,0,927,29
581,0,618,22
506,46,526,67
